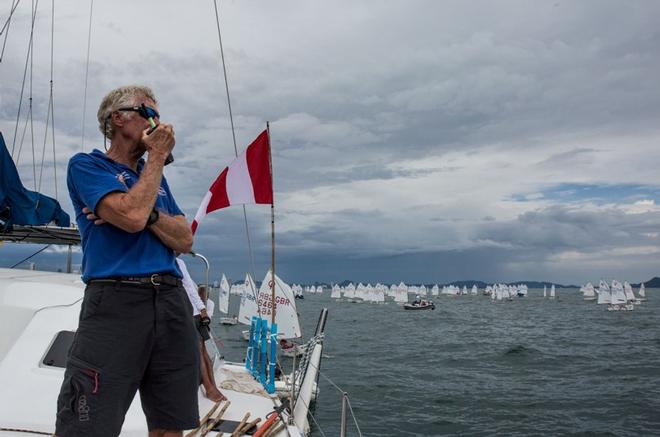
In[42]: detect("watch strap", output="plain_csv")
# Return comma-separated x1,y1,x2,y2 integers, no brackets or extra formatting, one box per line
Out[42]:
146,207,159,227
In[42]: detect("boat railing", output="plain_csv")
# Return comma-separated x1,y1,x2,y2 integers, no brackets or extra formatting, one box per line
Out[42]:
287,359,363,437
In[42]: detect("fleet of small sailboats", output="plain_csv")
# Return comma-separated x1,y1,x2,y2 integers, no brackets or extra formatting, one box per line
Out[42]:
243,279,650,314
591,279,644,311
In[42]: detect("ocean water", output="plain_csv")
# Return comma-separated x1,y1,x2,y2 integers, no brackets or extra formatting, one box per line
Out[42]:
212,289,660,436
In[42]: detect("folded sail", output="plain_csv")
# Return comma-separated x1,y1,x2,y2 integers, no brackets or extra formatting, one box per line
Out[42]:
0,132,70,229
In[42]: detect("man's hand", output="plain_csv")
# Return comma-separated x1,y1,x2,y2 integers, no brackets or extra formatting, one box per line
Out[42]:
199,313,211,331
200,308,210,320
141,123,175,161
83,206,106,225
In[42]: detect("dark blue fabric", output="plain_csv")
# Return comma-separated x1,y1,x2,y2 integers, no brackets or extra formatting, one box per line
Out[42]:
0,131,70,229
67,149,184,282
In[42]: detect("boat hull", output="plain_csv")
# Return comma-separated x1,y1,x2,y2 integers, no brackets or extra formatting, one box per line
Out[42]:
403,303,435,310
219,316,238,325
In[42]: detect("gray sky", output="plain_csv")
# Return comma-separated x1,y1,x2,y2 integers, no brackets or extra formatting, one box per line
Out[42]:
2,1,660,285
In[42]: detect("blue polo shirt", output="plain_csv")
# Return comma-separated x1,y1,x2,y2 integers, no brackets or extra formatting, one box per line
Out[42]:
67,149,184,283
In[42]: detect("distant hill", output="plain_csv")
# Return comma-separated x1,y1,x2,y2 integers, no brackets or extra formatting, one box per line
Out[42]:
633,277,660,288
236,277,659,289
329,279,578,288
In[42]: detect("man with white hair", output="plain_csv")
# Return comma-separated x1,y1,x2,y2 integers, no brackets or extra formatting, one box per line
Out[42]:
56,85,198,437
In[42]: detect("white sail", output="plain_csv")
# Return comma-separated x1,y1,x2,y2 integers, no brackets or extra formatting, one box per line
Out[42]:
330,285,341,299
344,283,356,299
238,273,259,325
543,285,547,298
238,271,301,339
611,280,626,305
395,289,408,303
596,280,611,304
623,281,635,301
550,284,556,298
639,283,646,298
218,273,230,314
471,285,478,295
581,282,595,297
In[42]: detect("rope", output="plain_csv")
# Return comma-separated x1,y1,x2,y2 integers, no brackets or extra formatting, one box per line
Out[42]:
34,296,83,314
293,334,323,391
80,0,93,152
0,428,51,435
0,0,21,62
211,0,259,284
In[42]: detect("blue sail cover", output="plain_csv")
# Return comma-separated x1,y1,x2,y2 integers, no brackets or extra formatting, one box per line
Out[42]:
0,131,70,229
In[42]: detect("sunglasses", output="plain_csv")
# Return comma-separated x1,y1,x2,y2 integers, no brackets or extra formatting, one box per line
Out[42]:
117,103,160,120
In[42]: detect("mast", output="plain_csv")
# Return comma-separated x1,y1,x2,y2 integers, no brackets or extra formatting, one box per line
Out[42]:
267,122,276,325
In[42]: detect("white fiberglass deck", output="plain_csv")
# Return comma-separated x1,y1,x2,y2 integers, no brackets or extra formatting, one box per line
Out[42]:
0,268,300,436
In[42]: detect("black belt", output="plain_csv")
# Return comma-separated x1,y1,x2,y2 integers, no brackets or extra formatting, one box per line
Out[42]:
89,274,182,287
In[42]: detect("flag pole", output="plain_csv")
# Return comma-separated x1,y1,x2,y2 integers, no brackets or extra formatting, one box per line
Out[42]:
267,122,276,326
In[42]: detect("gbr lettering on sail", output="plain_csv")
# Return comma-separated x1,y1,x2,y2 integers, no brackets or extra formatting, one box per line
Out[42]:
239,270,302,339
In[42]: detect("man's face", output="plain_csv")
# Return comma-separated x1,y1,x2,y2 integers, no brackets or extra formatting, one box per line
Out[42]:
132,98,159,135
121,97,160,152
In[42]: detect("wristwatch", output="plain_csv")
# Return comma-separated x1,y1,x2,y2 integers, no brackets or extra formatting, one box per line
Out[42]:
146,207,160,227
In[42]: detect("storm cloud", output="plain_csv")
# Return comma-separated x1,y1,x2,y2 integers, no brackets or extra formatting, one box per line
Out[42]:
2,1,660,284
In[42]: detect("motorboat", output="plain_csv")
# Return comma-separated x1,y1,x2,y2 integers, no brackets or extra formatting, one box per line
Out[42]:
403,300,436,310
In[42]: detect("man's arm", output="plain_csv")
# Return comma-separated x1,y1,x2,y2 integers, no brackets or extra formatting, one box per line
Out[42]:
94,125,175,232
149,213,193,254
95,157,165,232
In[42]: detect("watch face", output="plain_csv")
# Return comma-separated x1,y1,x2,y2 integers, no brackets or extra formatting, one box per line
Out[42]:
148,208,159,226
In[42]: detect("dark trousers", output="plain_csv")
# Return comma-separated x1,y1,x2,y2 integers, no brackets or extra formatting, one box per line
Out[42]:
55,280,200,437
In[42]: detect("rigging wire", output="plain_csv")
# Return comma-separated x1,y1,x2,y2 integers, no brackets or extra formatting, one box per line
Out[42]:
0,0,21,36
212,0,260,296
38,0,56,197
313,364,365,437
275,334,363,437
49,0,57,198
10,244,50,268
15,104,31,164
306,411,328,437
0,0,21,63
10,0,37,159
29,0,36,190
80,0,93,152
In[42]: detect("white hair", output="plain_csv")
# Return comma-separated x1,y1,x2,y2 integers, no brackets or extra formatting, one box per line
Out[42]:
97,85,157,140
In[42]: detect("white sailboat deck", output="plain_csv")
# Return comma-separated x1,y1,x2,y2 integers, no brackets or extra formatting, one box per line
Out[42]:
0,268,300,436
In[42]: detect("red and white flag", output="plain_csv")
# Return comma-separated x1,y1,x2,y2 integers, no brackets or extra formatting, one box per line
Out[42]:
191,130,273,234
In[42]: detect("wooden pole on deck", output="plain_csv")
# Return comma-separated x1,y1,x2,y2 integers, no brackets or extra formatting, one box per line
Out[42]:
267,122,276,326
